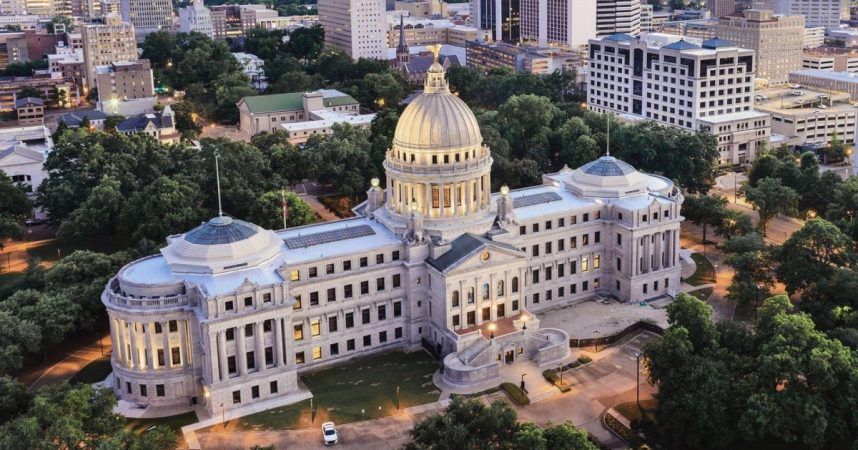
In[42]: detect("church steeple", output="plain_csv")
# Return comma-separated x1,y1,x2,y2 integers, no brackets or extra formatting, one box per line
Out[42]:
396,14,409,65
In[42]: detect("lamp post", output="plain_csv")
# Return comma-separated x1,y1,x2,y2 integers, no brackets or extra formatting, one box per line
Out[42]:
520,373,527,391
634,352,642,410
557,362,563,388
220,403,224,427
593,331,598,353
396,385,400,410
520,314,527,331
488,323,496,340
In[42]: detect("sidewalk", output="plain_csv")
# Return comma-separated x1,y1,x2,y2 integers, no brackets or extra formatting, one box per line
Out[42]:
27,332,112,391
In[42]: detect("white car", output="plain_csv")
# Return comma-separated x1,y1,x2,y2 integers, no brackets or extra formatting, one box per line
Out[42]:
322,422,338,446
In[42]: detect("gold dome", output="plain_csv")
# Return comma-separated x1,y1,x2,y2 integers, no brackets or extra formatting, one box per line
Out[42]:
392,54,483,152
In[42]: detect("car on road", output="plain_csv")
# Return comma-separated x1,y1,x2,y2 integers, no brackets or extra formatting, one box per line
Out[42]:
322,421,338,446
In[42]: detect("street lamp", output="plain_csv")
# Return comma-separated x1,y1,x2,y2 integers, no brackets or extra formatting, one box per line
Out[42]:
634,352,642,410
520,314,528,330
488,323,496,340
520,372,527,391
557,362,563,387
807,210,817,219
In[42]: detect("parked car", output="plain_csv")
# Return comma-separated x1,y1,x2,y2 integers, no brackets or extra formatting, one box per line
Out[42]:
322,421,338,446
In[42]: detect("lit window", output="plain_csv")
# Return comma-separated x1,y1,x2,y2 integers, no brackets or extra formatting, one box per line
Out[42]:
310,319,321,337
312,347,322,360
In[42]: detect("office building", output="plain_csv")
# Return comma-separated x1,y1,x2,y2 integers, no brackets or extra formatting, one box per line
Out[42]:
387,16,490,48
395,0,447,18
707,0,735,17
237,89,363,136
715,9,804,84
178,0,214,38
640,3,653,32
789,69,858,101
804,26,824,49
520,0,596,48
81,13,137,89
467,40,583,74
588,33,770,164
773,0,841,29
470,0,521,43
802,47,858,72
318,0,387,59
95,60,156,116
120,0,175,38
754,86,856,147
596,0,641,37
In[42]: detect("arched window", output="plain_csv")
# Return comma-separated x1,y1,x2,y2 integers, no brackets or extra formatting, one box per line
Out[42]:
467,287,475,303
482,283,490,300
452,290,459,307
497,280,505,296
512,277,519,293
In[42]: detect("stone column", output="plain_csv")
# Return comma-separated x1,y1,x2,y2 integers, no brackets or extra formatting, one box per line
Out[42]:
236,324,247,375
439,183,445,217
210,332,220,382
144,322,154,372
178,320,188,367
108,318,118,361
425,183,432,216
255,321,266,371
274,317,284,368
465,179,473,214
161,321,171,369
116,319,128,367
128,321,138,370
217,330,228,381
450,181,457,217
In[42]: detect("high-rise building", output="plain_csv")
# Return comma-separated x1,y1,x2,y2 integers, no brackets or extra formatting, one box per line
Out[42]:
96,59,156,115
81,13,137,90
519,0,596,48
178,0,214,38
119,0,174,38
640,3,653,32
773,0,841,29
715,9,804,84
707,0,736,17
470,0,521,43
596,0,641,37
318,0,386,59
588,33,771,165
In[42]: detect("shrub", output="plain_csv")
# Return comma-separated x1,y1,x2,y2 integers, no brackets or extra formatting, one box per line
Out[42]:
542,369,558,384
578,355,592,364
500,382,530,405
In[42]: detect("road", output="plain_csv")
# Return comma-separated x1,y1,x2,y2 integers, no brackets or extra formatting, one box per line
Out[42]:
194,331,659,450
713,172,804,245
25,332,111,391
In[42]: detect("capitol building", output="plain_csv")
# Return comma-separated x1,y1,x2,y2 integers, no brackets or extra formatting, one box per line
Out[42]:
102,56,685,416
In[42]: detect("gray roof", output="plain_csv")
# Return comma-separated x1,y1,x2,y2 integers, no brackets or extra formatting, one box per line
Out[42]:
0,144,45,163
403,54,461,75
426,233,523,272
58,110,108,126
284,225,375,250
604,33,634,42
580,156,637,176
702,38,735,49
184,216,259,245
116,112,171,132
14,97,43,108
663,39,699,51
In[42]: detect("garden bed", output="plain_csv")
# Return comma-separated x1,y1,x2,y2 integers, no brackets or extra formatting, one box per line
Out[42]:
69,355,112,384
500,382,530,405
684,253,716,286
317,195,360,218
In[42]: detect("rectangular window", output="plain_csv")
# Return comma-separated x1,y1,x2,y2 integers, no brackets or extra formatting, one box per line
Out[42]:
512,299,519,311
546,241,552,254
327,288,336,303
546,289,552,301
519,225,526,235
533,292,540,304
347,339,355,351
265,347,273,365
363,335,371,347
270,381,278,394
246,351,255,370
583,213,589,222
558,239,565,251
245,324,254,337
361,281,369,295
482,307,490,321
546,266,553,281
309,291,319,306
395,327,403,339
309,267,317,278
582,257,589,272
244,296,253,307
346,312,354,328
156,384,165,397
343,260,352,271
559,286,565,297
532,244,539,257
377,277,385,291
379,331,388,343
312,347,322,360
532,223,539,233
157,349,165,367
595,232,601,244
290,270,300,281
296,351,305,364
293,323,303,340
172,347,180,365
360,257,368,267
545,220,552,230
467,311,476,325
262,293,271,303
310,319,321,336
378,305,387,321
453,314,460,327
559,218,565,227
393,274,401,288
326,263,334,274
558,263,565,277
252,385,260,399
126,382,131,394
594,255,601,269
394,301,402,317
362,308,371,324
392,251,400,261
263,320,272,332
328,316,338,333
583,234,590,246
570,237,577,248
571,283,577,294
330,343,339,355
228,356,236,374
497,303,505,317
376,254,384,264
344,284,353,298
293,295,302,310
140,385,148,397
232,390,240,404
225,300,234,311
617,233,622,245
583,280,589,291
532,269,540,284
169,320,178,332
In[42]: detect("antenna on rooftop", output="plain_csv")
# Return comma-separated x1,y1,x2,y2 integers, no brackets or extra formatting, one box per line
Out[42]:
606,114,611,157
214,153,223,217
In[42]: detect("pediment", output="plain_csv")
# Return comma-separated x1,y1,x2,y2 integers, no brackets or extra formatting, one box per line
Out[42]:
443,245,525,276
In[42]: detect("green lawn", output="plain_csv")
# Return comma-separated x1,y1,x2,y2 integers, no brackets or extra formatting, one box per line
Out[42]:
688,287,714,302
69,355,112,384
126,411,199,435
235,350,441,431
684,253,716,286
615,399,658,424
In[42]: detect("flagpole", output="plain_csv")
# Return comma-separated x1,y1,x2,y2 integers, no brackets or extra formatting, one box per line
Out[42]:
281,188,288,229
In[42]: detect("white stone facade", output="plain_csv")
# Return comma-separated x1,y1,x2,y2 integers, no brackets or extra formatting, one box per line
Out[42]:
103,58,684,417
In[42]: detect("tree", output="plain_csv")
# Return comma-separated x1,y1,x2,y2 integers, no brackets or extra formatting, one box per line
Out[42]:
249,190,316,230
284,25,325,61
1,289,79,346
0,171,31,248
305,124,377,197
747,153,780,187
406,397,518,450
741,177,797,236
15,87,42,100
775,218,853,294
121,176,205,243
104,115,125,131
348,71,407,110
825,132,848,163
717,210,753,239
0,376,30,423
0,310,41,374
665,293,718,351
56,176,124,243
681,195,728,249
543,422,597,450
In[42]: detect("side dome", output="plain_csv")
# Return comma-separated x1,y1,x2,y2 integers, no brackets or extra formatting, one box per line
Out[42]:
392,61,482,152
567,155,651,197
161,216,283,274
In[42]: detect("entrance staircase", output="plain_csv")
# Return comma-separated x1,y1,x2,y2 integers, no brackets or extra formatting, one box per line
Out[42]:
458,337,490,364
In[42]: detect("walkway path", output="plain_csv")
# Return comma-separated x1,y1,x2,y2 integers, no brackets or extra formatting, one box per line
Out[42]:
26,332,111,391
299,193,340,222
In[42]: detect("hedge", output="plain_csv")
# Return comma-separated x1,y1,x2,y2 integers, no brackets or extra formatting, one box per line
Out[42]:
500,382,530,405
578,355,592,364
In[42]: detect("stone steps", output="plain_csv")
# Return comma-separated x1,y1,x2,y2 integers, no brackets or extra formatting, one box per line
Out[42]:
528,387,561,403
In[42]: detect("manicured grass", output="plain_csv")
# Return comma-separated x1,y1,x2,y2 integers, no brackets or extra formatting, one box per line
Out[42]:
615,399,658,424
235,350,440,431
688,287,714,302
126,411,199,435
69,355,112,384
684,253,716,286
